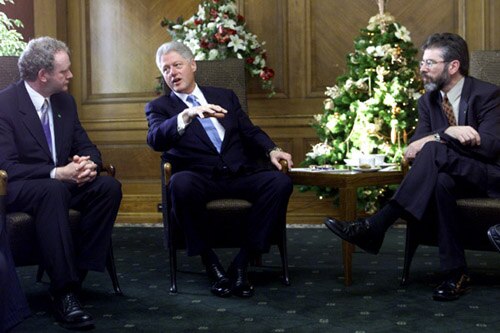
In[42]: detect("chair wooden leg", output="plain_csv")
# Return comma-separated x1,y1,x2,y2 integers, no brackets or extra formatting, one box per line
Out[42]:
169,243,178,293
106,241,123,295
401,224,419,286
278,227,290,286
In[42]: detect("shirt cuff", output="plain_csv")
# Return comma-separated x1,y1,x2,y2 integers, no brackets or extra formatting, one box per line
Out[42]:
50,168,56,179
177,113,187,135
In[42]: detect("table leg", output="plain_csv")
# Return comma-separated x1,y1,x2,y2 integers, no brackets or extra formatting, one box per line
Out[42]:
339,187,357,286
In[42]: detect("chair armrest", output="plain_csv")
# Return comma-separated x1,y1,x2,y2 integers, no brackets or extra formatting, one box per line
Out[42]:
279,159,289,174
163,162,173,185
0,170,7,196
101,164,116,178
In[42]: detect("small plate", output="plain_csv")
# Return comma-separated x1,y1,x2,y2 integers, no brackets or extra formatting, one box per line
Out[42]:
352,166,381,172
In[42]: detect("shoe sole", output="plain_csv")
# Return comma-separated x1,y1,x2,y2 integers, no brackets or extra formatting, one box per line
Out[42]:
324,219,380,255
58,319,95,329
487,229,500,252
432,287,471,302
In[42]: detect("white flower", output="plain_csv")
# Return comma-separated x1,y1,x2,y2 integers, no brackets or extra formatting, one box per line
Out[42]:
306,141,333,159
219,3,237,15
227,34,246,52
383,93,396,107
394,24,411,42
194,52,206,61
344,78,354,90
366,44,392,58
325,85,341,99
208,49,219,60
324,99,334,110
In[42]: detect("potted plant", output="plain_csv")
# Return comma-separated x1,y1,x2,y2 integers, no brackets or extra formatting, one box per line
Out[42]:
0,0,27,89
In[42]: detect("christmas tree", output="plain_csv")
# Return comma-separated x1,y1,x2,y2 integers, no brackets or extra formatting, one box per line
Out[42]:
161,0,275,96
302,2,422,213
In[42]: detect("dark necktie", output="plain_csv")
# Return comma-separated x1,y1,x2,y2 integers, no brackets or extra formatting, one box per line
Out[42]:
40,99,53,154
442,94,457,126
187,94,222,153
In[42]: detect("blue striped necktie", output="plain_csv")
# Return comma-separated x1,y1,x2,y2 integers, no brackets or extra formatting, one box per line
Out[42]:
187,94,222,153
40,99,53,154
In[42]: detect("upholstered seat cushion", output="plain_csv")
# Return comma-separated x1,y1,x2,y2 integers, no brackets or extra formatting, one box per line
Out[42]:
6,209,81,267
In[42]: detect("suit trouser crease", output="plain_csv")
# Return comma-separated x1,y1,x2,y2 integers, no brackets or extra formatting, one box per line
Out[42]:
6,176,121,292
392,143,488,270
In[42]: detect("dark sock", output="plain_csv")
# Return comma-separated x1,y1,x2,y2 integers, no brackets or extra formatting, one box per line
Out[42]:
232,248,250,268
367,201,405,235
201,249,219,267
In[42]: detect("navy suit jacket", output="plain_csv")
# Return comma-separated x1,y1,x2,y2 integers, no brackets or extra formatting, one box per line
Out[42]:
145,86,276,176
410,76,500,197
0,81,102,202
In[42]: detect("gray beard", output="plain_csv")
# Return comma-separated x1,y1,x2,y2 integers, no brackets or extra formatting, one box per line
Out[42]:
424,81,439,92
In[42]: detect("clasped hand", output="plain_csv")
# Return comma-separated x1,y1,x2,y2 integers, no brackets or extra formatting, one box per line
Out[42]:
56,155,97,185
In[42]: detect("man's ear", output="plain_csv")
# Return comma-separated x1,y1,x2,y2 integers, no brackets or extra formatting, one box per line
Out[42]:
448,60,461,75
190,59,197,73
38,69,48,83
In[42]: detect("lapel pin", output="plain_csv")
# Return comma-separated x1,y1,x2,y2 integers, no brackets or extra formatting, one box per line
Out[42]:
57,114,61,118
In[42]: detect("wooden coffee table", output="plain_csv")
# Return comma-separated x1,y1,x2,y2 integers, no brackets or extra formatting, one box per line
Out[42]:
288,167,404,286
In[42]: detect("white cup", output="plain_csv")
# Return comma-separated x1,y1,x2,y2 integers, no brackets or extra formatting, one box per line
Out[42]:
358,156,375,168
373,154,385,166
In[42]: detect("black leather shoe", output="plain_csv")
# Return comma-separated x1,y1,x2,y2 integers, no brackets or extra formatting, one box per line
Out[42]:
52,292,94,329
433,273,471,301
205,263,232,298
228,263,254,298
324,217,384,254
487,224,500,252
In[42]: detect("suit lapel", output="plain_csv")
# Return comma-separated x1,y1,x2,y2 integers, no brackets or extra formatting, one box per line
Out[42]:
458,77,471,125
17,83,53,159
50,97,65,162
169,91,217,152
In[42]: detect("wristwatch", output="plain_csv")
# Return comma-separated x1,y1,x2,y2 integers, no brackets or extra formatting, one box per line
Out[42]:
434,133,441,142
267,146,283,156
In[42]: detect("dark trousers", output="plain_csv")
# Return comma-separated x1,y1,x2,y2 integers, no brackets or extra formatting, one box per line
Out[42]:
6,176,122,293
168,170,293,256
393,142,488,271
1,213,30,332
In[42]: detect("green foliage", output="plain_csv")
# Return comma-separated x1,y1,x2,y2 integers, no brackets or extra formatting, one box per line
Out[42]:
0,0,26,56
302,13,423,213
161,0,275,96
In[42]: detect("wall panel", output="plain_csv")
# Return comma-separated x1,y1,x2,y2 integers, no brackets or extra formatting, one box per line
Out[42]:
60,0,494,224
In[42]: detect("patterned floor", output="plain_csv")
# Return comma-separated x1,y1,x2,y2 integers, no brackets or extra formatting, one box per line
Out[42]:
13,225,500,332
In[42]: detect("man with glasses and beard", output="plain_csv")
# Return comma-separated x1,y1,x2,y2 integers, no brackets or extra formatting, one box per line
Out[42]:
324,33,500,301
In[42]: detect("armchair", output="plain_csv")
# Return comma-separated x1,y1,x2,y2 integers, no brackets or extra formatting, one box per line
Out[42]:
160,58,290,293
2,167,122,295
401,50,500,285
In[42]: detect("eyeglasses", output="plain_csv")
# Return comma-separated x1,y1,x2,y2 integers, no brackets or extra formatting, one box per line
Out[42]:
420,59,448,68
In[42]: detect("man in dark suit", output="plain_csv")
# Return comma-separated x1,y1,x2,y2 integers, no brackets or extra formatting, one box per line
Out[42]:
0,37,122,329
145,41,293,298
325,33,500,301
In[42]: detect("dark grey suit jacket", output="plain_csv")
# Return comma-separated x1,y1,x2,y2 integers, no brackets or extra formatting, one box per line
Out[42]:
410,76,500,197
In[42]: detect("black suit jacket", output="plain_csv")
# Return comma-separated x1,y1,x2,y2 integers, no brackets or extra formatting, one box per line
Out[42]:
145,86,276,176
410,76,500,197
0,81,102,202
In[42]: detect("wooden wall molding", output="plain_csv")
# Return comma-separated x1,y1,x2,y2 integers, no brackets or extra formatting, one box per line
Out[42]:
57,0,499,224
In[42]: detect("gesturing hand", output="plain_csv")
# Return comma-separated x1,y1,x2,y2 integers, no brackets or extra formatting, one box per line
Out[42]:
183,104,227,124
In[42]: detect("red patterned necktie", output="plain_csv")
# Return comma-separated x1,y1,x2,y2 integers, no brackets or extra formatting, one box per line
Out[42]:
442,94,457,126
